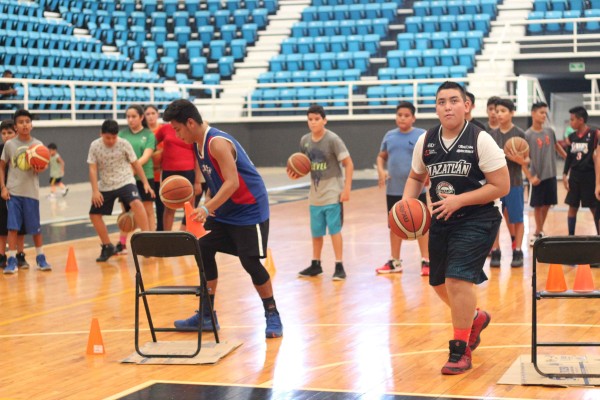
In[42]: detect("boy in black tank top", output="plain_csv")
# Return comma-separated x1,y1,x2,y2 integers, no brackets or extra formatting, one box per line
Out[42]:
563,106,600,235
403,82,509,375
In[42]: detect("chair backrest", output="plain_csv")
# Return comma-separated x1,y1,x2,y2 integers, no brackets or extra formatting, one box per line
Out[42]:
131,231,202,261
533,236,600,265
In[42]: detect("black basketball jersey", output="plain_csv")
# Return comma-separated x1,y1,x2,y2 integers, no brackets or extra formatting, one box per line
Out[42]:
566,128,597,174
422,122,498,222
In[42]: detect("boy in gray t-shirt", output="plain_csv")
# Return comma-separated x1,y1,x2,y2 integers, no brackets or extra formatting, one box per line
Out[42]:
0,109,51,274
287,105,353,280
522,102,567,245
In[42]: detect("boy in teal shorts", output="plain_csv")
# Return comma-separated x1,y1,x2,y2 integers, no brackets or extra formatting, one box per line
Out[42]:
289,105,354,281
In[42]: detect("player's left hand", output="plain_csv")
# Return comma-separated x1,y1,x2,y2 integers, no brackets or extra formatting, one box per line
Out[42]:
144,184,155,198
431,193,462,221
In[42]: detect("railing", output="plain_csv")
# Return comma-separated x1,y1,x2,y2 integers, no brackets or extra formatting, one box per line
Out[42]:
584,74,600,113
0,75,547,125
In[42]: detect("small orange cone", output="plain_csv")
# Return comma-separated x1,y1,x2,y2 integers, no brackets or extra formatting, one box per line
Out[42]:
545,264,567,292
573,264,595,293
184,201,208,238
86,318,105,355
265,248,275,270
65,246,78,273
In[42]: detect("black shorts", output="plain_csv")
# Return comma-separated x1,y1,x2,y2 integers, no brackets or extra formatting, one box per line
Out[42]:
529,177,557,207
89,184,141,215
429,215,501,286
565,171,597,208
49,177,62,185
200,218,269,259
0,197,26,236
386,192,428,212
136,180,154,202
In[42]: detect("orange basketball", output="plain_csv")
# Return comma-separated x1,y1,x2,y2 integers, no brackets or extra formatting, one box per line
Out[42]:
117,211,136,233
159,175,194,210
26,144,50,169
388,198,431,240
287,152,311,177
503,136,529,157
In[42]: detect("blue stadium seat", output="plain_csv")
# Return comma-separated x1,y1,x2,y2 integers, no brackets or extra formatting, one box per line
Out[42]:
337,52,353,70
347,35,362,52
405,16,422,33
242,23,258,43
366,86,385,108
422,49,440,67
198,26,214,43
463,0,480,14
221,24,237,42
563,10,581,33
185,0,200,14
534,1,549,12
292,71,309,83
263,0,277,14
385,86,403,105
405,49,422,68
214,10,231,28
160,56,176,78
203,73,221,89
473,14,491,33
430,1,447,16
314,36,329,53
431,31,449,49
457,15,473,31
380,3,397,21
315,87,333,106
318,5,334,21
396,67,413,80
431,66,449,79
257,72,274,83
550,0,567,12
458,48,475,69
142,0,158,15
449,65,468,78
245,0,259,11
151,12,166,27
274,71,291,83
281,38,296,55
190,57,207,78
307,21,323,36
466,31,483,52
175,26,191,46
349,4,365,20
174,11,190,27
414,66,431,79
343,69,360,82
339,20,356,36
195,11,211,27
233,9,250,27
440,48,458,66
298,88,314,108
225,0,241,12
308,70,326,82
253,8,268,27
207,0,221,13
365,3,381,19
527,11,544,34
163,41,179,60
387,50,403,68
297,37,313,54
320,53,336,70
231,39,247,60
414,33,430,50
422,16,439,33
378,67,395,80
302,6,317,22
164,0,179,16
303,53,319,70
186,40,203,59
131,11,146,28
397,33,415,50
330,36,347,53
269,54,285,71
353,51,369,73
414,2,429,17
585,9,600,32
481,0,497,15
569,0,584,11
420,84,438,105
286,53,302,71
545,11,563,33
363,34,379,55
280,88,297,109
333,5,348,20
439,15,456,31
210,40,226,61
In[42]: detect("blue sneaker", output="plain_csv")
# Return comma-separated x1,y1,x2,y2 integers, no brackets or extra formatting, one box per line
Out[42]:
36,254,52,271
265,310,283,338
174,310,220,331
3,256,17,274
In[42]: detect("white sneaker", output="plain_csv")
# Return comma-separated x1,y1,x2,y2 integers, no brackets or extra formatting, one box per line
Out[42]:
529,232,544,247
61,187,69,197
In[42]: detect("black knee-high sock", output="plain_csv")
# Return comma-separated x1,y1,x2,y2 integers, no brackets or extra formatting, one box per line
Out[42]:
262,297,278,313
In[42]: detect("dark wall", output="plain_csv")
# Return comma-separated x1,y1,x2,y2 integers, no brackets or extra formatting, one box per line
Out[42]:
34,116,531,185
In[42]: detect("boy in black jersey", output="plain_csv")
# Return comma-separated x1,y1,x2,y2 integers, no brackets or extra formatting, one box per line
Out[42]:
563,106,599,235
403,82,509,375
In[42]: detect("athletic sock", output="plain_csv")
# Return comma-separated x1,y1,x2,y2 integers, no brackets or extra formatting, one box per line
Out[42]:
568,216,576,236
35,246,43,256
120,235,127,245
453,328,471,343
262,297,277,313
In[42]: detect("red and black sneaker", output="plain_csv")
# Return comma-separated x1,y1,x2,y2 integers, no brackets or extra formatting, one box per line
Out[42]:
468,309,491,351
376,260,402,274
441,340,472,375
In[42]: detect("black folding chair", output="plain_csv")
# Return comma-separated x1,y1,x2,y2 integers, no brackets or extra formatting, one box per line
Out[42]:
532,235,600,378
131,231,219,358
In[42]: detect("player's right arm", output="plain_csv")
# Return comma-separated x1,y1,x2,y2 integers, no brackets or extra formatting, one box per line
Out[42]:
88,163,103,207
376,150,388,188
0,159,8,200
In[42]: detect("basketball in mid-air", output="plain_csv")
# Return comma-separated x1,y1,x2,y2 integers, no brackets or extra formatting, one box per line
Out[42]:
159,175,194,210
117,211,136,233
388,198,431,240
287,152,311,177
503,137,529,158
27,144,50,169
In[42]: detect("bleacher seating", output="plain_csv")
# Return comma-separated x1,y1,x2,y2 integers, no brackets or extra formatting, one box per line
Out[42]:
528,0,600,34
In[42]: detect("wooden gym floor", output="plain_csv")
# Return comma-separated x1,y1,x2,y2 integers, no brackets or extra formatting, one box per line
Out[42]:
1,170,599,399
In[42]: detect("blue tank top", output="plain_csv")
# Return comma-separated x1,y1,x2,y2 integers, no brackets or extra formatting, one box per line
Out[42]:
194,127,269,225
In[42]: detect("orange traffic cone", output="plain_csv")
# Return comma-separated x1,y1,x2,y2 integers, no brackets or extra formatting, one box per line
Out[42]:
545,264,567,292
65,246,78,273
265,248,275,270
573,264,595,293
86,318,105,355
184,201,208,238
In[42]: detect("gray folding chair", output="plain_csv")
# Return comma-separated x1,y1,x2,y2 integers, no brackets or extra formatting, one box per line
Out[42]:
131,231,219,358
532,235,600,378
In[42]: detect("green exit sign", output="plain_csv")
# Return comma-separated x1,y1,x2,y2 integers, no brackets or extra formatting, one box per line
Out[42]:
569,62,585,72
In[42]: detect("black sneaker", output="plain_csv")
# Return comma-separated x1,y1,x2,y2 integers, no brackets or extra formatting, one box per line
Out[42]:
298,260,323,277
511,249,524,268
0,254,6,269
490,249,501,268
16,252,29,269
114,242,127,255
96,244,116,262
333,262,346,281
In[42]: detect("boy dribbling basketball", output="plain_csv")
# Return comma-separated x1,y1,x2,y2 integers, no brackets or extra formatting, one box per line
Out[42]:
403,82,509,375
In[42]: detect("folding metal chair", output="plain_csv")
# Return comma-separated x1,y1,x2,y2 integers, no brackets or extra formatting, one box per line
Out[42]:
532,235,600,378
131,231,219,358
